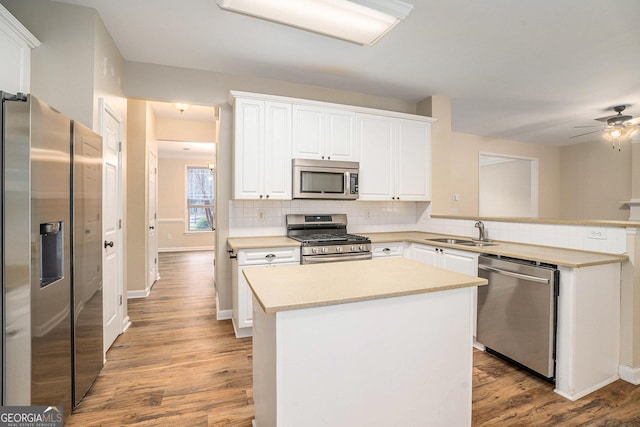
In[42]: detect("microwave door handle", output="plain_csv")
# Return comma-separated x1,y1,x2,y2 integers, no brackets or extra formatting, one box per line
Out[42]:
345,171,351,195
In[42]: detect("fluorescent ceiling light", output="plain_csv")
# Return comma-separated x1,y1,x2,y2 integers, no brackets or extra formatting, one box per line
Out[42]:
216,0,413,46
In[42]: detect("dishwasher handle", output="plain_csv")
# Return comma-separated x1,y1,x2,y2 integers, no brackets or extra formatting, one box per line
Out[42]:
478,264,550,284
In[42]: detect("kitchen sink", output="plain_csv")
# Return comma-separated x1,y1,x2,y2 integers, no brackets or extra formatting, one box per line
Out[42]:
425,237,497,247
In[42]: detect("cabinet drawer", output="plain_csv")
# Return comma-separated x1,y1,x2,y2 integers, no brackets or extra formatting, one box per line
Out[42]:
372,242,406,258
238,246,300,265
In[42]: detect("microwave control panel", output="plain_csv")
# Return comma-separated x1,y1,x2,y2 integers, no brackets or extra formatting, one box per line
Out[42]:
350,173,359,194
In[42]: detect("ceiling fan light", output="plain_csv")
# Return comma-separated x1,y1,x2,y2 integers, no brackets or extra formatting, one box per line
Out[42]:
610,128,622,138
216,0,413,46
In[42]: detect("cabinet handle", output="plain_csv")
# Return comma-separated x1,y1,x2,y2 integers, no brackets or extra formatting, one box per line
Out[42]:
382,248,391,253
266,194,270,199
321,156,325,159
259,195,263,199
265,254,276,259
327,156,331,160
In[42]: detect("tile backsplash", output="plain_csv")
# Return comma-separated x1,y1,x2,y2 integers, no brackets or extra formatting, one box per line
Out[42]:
417,215,628,255
229,200,425,237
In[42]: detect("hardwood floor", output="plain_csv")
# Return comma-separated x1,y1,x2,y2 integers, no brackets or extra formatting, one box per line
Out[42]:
66,251,254,426
66,251,640,426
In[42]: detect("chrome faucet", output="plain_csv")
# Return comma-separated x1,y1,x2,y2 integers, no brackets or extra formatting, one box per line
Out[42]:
474,221,487,242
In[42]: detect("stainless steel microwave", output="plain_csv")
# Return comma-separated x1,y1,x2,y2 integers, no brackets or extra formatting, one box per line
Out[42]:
292,159,359,200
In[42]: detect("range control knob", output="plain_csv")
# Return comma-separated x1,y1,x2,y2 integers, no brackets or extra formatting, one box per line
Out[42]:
312,247,318,254
322,247,329,253
336,247,343,253
350,245,357,251
359,245,366,251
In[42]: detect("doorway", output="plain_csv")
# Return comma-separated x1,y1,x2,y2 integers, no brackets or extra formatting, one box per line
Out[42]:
149,100,218,272
479,153,539,218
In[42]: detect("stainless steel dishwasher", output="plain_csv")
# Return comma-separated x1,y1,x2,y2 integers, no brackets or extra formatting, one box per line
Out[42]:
476,254,559,382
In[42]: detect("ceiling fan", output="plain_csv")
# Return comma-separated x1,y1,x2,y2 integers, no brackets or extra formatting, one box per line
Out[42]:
571,105,640,151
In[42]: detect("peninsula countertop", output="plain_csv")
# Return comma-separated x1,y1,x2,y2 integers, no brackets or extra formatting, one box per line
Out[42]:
243,257,487,313
227,231,627,268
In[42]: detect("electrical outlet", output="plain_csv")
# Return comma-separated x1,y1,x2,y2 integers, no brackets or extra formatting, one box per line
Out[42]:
257,209,265,221
587,228,606,240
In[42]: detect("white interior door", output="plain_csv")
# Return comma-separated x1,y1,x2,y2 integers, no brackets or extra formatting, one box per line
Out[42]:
147,151,158,287
100,99,123,355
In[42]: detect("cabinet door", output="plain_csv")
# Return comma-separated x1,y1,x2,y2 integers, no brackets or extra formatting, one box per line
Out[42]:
264,102,292,199
325,109,358,161
234,98,264,199
410,244,439,266
357,113,395,200
292,105,324,159
441,249,478,275
396,119,431,201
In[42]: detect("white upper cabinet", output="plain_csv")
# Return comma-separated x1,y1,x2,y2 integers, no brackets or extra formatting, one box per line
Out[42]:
293,105,358,161
231,91,433,202
233,97,292,200
358,114,431,201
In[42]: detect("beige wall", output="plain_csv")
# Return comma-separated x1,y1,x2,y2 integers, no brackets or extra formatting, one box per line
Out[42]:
3,0,96,127
156,116,218,142
126,100,156,294
559,140,631,220
157,157,215,251
417,96,451,215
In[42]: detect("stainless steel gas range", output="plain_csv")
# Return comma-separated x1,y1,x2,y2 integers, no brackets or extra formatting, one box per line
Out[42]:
286,214,372,264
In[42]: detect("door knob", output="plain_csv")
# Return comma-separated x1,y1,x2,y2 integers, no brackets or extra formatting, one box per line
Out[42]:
149,226,155,230
104,240,114,248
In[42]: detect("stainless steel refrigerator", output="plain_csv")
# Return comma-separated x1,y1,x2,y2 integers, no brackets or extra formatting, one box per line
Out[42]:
1,92,103,414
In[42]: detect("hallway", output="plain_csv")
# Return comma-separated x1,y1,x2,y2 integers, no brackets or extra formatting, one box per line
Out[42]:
66,251,254,426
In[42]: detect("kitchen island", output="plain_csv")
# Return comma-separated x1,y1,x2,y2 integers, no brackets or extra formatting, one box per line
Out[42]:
244,258,487,427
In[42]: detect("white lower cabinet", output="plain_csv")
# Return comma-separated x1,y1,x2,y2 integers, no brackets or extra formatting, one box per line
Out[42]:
232,246,300,338
410,243,479,342
410,243,478,275
371,242,407,258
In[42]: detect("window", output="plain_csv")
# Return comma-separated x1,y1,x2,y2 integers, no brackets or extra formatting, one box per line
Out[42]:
187,166,214,231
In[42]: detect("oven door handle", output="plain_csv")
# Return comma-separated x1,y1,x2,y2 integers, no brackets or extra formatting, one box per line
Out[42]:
303,253,372,264
478,264,550,284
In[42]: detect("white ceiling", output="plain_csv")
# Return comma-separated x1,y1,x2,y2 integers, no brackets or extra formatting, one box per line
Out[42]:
56,0,640,146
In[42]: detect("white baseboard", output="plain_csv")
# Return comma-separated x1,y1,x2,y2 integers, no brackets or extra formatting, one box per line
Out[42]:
216,291,232,320
158,246,215,253
554,374,619,401
619,364,640,385
121,316,132,333
127,288,150,299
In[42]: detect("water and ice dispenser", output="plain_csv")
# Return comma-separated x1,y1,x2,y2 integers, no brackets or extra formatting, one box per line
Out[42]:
40,221,64,287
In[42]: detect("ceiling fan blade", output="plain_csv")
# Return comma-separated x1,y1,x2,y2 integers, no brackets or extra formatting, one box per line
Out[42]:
594,114,617,122
574,125,604,128
570,130,602,138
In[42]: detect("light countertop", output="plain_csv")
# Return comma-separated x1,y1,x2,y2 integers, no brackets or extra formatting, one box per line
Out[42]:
227,235,299,251
365,232,628,268
227,231,627,268
244,257,487,313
